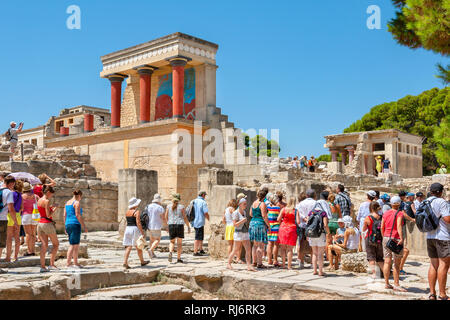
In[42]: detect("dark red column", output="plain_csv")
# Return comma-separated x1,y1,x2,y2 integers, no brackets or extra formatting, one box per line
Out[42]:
169,58,188,118
108,74,126,128
137,67,155,123
84,114,94,132
60,127,69,136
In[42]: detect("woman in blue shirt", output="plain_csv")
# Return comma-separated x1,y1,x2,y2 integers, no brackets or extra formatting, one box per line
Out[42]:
64,189,87,268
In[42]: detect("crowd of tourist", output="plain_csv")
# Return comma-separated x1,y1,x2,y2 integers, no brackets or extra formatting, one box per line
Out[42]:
0,167,448,300
220,183,449,300
0,172,87,273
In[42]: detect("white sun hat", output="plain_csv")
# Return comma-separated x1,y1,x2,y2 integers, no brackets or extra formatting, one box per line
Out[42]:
128,197,141,209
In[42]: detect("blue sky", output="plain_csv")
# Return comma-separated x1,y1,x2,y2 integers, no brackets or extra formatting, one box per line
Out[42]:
0,0,446,158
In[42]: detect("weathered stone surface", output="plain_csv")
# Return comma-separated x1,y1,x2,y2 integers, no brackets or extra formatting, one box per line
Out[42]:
76,284,193,300
193,268,223,293
341,252,368,273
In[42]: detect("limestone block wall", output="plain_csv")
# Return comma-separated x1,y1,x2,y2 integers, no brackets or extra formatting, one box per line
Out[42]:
120,76,140,128
51,178,119,232
118,169,158,235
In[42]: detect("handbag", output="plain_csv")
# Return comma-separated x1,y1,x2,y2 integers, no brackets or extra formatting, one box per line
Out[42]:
386,209,404,255
31,196,40,222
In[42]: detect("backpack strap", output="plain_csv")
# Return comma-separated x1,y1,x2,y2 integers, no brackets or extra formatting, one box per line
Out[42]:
388,209,401,240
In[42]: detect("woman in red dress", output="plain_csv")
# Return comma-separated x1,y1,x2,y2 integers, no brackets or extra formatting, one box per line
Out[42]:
277,197,298,270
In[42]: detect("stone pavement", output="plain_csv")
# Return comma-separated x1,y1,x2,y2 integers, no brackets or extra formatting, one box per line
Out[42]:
0,231,441,300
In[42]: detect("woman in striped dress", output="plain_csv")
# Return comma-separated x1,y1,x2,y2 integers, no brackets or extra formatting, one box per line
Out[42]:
267,194,281,267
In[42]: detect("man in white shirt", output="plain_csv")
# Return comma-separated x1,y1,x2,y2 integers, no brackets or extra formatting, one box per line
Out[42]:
146,194,165,259
426,183,450,300
0,176,17,273
357,190,376,252
296,189,317,269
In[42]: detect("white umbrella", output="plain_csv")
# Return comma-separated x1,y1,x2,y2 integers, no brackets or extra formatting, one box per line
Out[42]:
9,172,41,185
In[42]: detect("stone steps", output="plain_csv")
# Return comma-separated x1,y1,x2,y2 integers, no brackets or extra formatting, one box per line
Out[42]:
74,283,193,300
0,257,50,269
0,267,161,300
18,243,88,259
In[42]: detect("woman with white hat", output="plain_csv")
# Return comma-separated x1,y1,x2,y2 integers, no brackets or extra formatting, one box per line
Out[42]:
123,197,149,269
165,193,191,264
327,215,360,271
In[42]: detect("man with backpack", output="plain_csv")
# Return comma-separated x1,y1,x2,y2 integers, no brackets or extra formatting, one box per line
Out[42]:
335,184,352,216
190,191,209,256
399,193,416,275
363,201,384,278
423,183,450,300
296,189,317,269
5,121,23,160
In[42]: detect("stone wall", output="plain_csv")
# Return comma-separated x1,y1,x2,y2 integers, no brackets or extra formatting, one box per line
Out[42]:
51,178,119,232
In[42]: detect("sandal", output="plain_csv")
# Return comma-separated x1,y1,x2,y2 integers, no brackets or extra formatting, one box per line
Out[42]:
385,284,394,290
123,264,130,269
438,296,449,300
399,270,407,275
257,264,267,269
428,294,437,300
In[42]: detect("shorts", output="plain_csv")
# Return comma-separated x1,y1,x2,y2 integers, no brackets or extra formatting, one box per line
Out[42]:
37,222,56,236
22,214,38,226
308,234,327,247
7,212,22,227
169,224,184,240
123,226,141,247
383,168,389,173
225,225,235,241
365,238,384,262
0,221,7,248
194,226,204,241
66,224,81,245
382,237,404,259
148,229,161,239
9,139,17,148
427,239,450,259
233,231,250,241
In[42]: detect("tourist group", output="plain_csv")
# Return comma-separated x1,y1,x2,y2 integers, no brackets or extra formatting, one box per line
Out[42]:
0,172,87,273
219,184,449,300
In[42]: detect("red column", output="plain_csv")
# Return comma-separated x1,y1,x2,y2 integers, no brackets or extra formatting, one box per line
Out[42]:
169,58,188,118
346,146,355,163
84,114,94,132
137,68,154,123
60,127,69,136
108,75,126,128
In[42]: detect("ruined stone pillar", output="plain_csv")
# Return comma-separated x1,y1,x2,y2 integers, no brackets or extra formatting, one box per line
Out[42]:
108,74,127,128
331,150,338,162
341,151,348,166
169,57,190,118
346,146,355,163
136,66,157,123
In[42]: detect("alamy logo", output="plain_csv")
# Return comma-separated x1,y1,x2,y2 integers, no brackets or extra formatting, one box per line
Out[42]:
66,5,81,30
366,5,381,30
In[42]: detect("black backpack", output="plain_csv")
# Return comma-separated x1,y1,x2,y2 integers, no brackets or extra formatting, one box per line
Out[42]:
415,198,439,232
140,206,149,231
4,129,11,141
0,188,7,212
368,215,382,245
404,201,415,219
186,199,196,222
306,208,324,238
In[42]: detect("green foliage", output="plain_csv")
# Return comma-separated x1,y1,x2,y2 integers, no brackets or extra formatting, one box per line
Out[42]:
388,0,449,56
434,114,450,167
435,63,450,86
317,154,342,162
245,134,281,157
344,87,449,175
